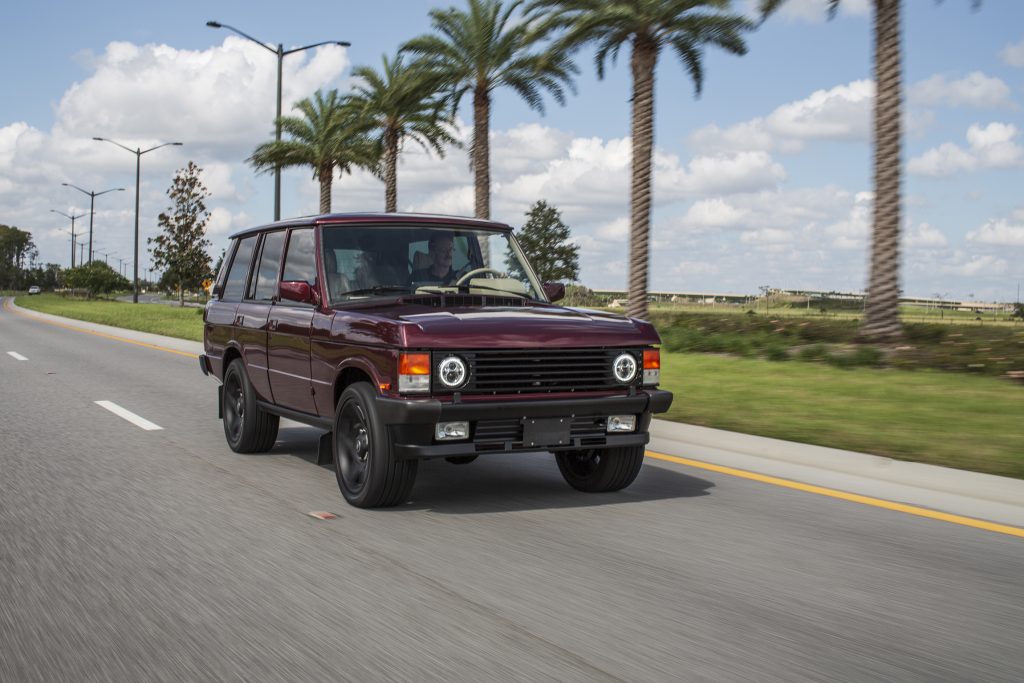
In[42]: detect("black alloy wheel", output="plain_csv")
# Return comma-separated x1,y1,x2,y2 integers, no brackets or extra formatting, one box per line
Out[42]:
221,359,279,453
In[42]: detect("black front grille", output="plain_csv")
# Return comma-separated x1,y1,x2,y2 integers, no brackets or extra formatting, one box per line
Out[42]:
433,348,641,394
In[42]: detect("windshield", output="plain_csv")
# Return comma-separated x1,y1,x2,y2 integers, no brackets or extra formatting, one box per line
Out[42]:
321,224,544,304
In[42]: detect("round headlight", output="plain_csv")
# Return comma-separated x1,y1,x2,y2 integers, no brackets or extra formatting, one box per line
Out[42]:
613,353,638,383
437,356,468,388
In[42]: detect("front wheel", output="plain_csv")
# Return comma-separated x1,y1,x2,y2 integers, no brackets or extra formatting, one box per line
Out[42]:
333,382,417,508
554,445,644,493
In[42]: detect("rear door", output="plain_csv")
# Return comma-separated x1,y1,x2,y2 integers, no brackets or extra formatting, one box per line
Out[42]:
205,235,256,377
236,230,286,402
267,227,318,415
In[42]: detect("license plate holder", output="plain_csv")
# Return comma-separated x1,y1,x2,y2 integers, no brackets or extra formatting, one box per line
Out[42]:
521,417,571,448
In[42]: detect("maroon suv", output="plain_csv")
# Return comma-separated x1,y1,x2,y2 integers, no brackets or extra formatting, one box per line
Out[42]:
200,213,672,507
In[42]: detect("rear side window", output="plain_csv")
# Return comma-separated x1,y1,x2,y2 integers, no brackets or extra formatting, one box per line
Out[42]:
221,236,257,302
282,229,316,284
252,231,286,301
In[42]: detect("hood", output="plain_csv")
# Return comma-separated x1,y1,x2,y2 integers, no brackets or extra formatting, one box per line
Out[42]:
394,305,660,348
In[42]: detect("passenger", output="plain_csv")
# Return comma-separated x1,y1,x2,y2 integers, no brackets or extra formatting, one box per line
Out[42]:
323,248,351,300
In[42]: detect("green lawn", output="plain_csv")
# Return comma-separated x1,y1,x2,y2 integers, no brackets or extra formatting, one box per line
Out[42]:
13,294,1023,478
661,352,1024,478
16,293,204,342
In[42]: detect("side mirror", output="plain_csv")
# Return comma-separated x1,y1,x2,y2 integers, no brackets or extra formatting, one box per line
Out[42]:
543,282,565,302
279,280,315,305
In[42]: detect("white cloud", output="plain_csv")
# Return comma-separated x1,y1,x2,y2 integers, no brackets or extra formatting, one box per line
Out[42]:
1001,38,1024,68
967,218,1024,247
943,254,1008,278
689,80,873,154
740,228,794,245
908,122,1024,176
909,72,1013,109
904,222,948,248
682,198,749,227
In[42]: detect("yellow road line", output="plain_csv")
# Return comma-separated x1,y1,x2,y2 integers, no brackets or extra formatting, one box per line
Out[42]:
646,450,1024,539
2,297,199,359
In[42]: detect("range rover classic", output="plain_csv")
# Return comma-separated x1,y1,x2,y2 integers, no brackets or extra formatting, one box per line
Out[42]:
200,214,672,508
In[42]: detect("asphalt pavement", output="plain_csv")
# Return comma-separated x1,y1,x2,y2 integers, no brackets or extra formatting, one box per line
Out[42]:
2,299,1022,681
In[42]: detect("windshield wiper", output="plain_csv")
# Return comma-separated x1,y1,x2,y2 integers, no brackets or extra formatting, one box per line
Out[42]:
456,282,532,299
341,285,411,298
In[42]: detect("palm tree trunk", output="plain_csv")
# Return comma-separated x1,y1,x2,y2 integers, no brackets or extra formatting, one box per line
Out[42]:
318,163,333,214
473,84,491,220
860,0,902,342
627,37,657,321
384,126,399,213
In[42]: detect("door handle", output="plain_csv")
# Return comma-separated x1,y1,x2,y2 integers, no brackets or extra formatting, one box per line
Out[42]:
268,319,279,331
234,315,244,326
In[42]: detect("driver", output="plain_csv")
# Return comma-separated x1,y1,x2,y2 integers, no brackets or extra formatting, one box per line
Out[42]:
411,233,458,285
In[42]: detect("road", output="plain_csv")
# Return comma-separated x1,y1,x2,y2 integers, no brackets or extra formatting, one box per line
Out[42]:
1,300,1022,681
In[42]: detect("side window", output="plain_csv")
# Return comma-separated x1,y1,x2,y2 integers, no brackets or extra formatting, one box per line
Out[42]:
252,231,286,301
282,229,316,284
221,236,257,302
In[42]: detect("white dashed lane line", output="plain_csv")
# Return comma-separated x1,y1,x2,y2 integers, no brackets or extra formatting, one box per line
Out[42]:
7,351,28,361
95,400,164,431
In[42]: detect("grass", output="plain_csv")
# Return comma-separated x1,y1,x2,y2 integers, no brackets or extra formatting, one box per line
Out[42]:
16,293,204,342
12,293,1023,478
649,311,1024,378
661,352,1024,479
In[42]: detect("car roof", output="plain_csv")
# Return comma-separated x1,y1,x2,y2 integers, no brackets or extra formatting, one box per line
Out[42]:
227,212,513,240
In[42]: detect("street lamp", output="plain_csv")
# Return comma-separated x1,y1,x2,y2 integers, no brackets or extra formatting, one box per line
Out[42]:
93,137,183,303
206,20,349,221
62,183,125,263
51,209,86,268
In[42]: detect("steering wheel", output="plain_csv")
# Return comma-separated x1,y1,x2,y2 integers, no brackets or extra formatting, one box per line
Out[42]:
454,267,504,286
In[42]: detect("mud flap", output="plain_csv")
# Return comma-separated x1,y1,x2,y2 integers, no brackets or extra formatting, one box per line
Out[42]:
217,385,223,419
317,431,333,466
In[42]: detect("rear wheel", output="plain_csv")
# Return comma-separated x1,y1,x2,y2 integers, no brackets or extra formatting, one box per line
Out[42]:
333,382,417,508
554,445,644,492
222,359,279,453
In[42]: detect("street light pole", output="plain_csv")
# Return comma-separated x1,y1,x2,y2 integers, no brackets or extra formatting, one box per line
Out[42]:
93,137,182,303
62,183,125,262
206,21,349,221
51,209,86,268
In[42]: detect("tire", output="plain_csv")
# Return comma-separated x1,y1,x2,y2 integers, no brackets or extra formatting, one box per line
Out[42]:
445,455,478,465
554,445,644,493
333,382,417,508
222,359,279,453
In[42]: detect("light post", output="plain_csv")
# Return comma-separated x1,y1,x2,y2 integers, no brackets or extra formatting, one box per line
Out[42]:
62,183,125,263
93,137,182,303
206,20,349,221
51,209,86,268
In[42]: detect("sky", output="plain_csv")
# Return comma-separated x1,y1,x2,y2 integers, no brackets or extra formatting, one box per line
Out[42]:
2,0,1023,302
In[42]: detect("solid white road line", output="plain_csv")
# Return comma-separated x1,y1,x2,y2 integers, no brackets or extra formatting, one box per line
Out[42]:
7,351,28,361
94,400,163,431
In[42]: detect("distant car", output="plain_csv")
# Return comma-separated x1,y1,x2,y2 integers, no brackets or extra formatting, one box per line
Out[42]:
27,286,41,295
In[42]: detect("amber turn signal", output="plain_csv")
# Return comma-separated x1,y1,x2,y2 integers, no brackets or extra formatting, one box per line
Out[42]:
399,353,431,375
643,349,660,369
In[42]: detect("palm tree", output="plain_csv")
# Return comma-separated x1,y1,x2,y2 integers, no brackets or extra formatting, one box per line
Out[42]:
249,89,377,214
348,54,460,213
528,0,752,320
402,0,577,220
760,0,979,342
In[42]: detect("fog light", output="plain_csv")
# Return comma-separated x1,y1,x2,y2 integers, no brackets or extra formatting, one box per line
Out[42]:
606,415,636,433
435,421,469,441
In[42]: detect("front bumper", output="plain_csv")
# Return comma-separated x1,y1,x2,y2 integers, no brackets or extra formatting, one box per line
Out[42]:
378,389,673,459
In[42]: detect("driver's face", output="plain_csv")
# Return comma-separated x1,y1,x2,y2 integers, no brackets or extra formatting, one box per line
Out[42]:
431,238,454,270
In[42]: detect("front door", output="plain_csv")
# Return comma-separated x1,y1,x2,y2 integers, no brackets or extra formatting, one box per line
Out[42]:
267,228,318,415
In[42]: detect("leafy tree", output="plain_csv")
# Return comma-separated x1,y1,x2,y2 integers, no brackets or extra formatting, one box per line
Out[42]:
249,89,379,214
527,0,752,320
348,54,460,212
0,224,38,289
403,0,577,220
24,263,64,291
759,0,981,342
510,200,579,282
64,261,129,297
149,161,213,306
